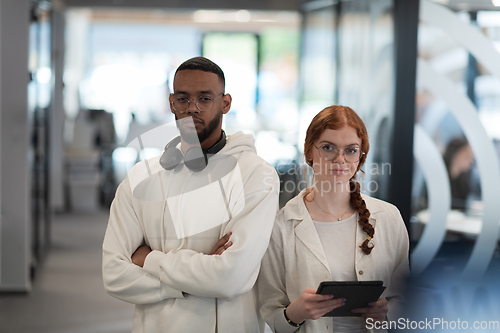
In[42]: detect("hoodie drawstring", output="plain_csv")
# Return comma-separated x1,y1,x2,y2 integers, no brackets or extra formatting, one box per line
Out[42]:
175,170,194,250
159,170,175,253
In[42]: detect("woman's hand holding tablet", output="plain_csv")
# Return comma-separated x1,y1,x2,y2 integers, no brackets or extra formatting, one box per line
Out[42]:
316,281,386,317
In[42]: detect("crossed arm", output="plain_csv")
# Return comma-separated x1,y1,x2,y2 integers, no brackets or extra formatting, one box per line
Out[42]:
131,232,233,267
103,169,279,304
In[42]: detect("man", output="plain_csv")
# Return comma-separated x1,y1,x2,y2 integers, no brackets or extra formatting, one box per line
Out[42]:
102,57,279,333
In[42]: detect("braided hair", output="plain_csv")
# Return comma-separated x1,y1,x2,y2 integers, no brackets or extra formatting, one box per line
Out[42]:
350,179,374,254
304,105,375,255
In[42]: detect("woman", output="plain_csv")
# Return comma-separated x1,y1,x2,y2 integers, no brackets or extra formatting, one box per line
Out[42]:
257,105,410,333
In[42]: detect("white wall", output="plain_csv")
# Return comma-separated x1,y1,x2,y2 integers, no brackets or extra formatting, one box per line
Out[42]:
0,0,31,292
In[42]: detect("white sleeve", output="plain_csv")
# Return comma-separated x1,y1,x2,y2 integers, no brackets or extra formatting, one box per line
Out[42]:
385,207,411,321
256,213,299,333
102,177,185,304
142,165,280,300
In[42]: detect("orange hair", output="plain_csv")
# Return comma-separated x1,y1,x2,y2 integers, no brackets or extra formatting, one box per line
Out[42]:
304,105,369,171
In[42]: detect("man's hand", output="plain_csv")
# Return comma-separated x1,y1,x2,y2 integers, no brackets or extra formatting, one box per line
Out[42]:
131,245,152,267
132,232,232,268
209,232,233,255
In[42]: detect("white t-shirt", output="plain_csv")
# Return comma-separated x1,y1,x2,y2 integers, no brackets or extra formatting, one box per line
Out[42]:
313,212,357,281
313,212,368,333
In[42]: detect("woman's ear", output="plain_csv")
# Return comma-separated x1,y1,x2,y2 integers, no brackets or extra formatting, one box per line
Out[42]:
221,94,232,114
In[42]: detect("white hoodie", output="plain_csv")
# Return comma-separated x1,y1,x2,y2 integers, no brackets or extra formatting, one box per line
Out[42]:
102,131,280,333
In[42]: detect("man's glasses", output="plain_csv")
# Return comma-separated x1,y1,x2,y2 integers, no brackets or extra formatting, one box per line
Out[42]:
170,93,223,113
314,144,364,163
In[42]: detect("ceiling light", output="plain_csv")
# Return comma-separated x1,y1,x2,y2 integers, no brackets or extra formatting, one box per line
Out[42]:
235,10,250,22
193,10,222,23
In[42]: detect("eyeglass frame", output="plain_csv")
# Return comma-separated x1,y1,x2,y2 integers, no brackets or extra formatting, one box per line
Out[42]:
313,144,365,163
170,93,224,113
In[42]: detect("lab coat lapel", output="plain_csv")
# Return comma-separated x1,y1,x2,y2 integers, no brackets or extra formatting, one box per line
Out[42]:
294,214,331,274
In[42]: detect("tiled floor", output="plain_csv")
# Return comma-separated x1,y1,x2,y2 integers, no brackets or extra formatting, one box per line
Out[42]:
0,210,134,333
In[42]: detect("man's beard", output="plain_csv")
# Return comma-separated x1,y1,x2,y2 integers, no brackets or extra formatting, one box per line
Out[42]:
175,110,222,145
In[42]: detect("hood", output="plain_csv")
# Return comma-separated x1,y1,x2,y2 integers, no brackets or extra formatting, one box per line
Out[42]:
213,131,256,159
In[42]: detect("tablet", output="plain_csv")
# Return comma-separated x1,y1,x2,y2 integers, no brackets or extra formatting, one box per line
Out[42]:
316,281,386,317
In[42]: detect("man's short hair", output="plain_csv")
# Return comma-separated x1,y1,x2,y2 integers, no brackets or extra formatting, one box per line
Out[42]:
175,57,225,90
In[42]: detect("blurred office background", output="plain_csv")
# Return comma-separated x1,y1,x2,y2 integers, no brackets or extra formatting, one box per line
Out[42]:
1,0,500,332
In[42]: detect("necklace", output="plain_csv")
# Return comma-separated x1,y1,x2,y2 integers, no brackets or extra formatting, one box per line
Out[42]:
313,198,351,221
